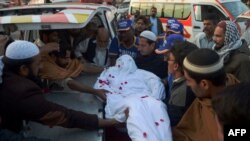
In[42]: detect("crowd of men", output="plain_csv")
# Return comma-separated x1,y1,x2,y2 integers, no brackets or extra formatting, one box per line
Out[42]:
0,5,250,141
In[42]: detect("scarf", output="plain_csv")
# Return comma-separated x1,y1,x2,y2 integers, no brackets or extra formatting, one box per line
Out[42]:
214,21,242,61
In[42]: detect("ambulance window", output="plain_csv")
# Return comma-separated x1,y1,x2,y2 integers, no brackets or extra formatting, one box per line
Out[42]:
194,5,226,21
131,2,140,15
163,3,174,18
222,1,249,18
91,15,104,27
154,3,164,17
140,3,153,16
174,4,191,19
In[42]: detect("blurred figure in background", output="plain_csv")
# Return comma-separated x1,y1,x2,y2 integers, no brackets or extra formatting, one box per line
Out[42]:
134,15,149,37
75,27,110,67
241,19,250,48
149,6,163,36
193,14,218,49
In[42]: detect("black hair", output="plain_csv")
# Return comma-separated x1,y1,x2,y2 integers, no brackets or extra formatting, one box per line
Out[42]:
39,30,59,43
184,48,226,86
135,15,149,25
151,6,157,10
212,82,250,126
49,42,72,58
203,14,219,25
2,57,33,75
3,37,14,54
85,22,98,35
170,41,198,74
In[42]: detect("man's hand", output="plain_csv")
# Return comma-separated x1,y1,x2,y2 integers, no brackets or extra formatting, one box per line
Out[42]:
124,108,129,120
95,89,108,101
41,42,60,53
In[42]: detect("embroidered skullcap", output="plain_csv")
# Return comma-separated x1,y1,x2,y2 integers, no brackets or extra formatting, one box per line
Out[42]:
140,30,157,42
183,48,223,74
0,40,39,84
5,40,39,60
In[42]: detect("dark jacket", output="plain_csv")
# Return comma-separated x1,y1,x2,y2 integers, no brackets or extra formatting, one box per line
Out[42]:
149,17,164,35
167,77,195,126
135,53,168,79
224,40,250,82
0,72,98,133
156,18,164,35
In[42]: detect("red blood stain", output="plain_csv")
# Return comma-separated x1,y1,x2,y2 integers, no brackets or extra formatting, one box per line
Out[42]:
141,96,149,98
143,132,147,138
155,122,159,126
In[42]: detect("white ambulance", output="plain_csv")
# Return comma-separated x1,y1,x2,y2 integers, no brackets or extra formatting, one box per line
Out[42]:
129,0,249,40
0,2,116,141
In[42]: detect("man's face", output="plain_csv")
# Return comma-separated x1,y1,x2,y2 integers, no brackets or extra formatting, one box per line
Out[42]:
48,31,60,43
184,70,205,98
138,38,154,56
56,50,71,68
203,20,215,37
151,8,157,17
118,29,132,41
97,36,109,49
213,26,225,49
167,52,177,74
135,19,146,32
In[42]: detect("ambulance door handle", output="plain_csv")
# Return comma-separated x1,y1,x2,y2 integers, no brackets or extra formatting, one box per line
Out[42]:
194,26,201,29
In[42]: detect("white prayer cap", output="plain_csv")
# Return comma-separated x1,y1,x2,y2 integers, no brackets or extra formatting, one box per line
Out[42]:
140,30,157,42
5,40,39,60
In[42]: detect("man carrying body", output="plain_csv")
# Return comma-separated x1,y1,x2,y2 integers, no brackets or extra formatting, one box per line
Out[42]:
135,30,168,79
109,20,139,65
0,41,118,133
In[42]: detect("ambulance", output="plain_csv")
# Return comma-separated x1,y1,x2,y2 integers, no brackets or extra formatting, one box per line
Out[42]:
0,2,116,141
129,0,249,40
117,0,130,14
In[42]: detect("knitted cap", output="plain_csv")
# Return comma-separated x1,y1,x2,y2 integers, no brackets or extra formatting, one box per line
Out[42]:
5,40,39,60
